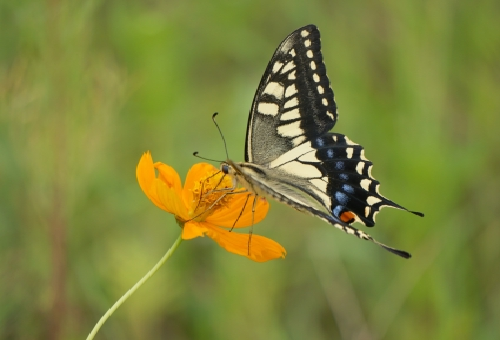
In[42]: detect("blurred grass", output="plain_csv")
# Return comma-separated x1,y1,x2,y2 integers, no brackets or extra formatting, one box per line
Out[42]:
1,0,500,339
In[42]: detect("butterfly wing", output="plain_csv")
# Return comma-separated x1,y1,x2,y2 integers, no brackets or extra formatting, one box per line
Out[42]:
233,25,422,258
245,25,337,164
231,133,417,258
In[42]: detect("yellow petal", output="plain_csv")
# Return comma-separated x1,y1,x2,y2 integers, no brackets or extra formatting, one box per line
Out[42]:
136,152,170,212
155,176,188,220
136,152,186,217
155,162,182,195
182,220,209,240
207,194,269,228
202,222,286,262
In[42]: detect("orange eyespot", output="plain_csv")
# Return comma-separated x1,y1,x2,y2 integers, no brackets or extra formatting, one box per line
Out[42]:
340,211,355,223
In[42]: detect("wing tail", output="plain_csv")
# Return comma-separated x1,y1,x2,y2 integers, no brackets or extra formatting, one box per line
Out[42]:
320,213,411,259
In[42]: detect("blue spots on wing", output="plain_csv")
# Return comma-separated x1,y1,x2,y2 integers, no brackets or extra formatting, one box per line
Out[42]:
339,173,349,181
315,137,325,147
326,149,334,158
333,205,344,217
343,184,354,193
335,191,349,205
335,161,344,170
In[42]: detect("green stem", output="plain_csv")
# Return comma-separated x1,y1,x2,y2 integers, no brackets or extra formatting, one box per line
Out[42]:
86,234,183,340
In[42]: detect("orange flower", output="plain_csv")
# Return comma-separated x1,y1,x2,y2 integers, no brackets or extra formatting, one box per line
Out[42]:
136,152,286,262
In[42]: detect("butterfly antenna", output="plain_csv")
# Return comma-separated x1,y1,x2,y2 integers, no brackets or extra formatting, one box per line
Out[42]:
212,112,229,160
192,152,224,163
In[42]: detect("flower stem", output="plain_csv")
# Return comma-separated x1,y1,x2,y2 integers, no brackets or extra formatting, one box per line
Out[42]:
86,234,183,340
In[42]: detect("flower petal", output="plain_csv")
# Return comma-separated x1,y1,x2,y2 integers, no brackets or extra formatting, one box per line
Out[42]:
202,222,286,262
155,162,182,195
155,177,188,219
207,194,269,228
182,162,221,208
136,152,168,211
182,221,209,240
136,152,186,217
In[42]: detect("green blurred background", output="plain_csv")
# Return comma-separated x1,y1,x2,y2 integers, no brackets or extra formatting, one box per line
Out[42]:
1,0,499,339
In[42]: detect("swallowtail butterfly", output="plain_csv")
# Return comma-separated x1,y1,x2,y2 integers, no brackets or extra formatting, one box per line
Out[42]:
221,25,423,258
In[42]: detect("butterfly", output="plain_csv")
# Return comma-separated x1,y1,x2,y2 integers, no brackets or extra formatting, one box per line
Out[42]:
220,24,423,258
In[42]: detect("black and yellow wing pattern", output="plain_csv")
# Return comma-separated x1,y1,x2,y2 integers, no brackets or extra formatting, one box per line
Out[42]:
222,25,423,258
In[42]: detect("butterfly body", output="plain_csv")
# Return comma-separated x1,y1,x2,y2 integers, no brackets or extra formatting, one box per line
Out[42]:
221,25,422,258
222,159,330,216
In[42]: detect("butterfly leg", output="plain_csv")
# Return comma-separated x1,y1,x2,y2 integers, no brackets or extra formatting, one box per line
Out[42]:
247,194,259,257
230,193,253,232
187,188,249,222
187,190,231,222
194,171,229,211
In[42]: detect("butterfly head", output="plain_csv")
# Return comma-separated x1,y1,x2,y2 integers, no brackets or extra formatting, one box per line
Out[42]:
220,160,236,176
220,162,229,174
221,160,245,193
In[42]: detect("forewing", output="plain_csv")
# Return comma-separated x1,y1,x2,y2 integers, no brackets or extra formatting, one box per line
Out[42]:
245,25,337,164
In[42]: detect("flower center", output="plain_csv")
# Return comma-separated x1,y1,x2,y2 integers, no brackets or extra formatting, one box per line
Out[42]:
191,170,234,221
